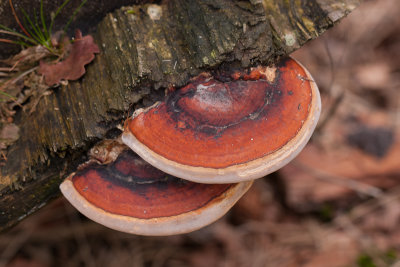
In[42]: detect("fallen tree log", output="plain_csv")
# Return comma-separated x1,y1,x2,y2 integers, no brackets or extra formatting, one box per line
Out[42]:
0,0,360,231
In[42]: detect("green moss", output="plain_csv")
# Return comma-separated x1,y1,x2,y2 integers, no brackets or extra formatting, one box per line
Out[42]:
357,254,376,267
126,9,136,15
384,249,397,264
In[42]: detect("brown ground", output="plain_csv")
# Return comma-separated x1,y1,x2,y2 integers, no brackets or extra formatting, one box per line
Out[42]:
1,0,400,266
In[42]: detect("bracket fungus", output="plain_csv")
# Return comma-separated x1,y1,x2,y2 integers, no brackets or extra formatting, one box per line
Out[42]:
60,57,320,236
122,58,321,184
60,150,252,236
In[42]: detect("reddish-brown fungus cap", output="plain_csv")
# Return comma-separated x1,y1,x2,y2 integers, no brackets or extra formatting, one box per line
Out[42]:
60,150,252,236
122,57,321,183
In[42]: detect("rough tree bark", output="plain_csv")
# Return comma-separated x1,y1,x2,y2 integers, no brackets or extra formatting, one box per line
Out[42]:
0,0,360,231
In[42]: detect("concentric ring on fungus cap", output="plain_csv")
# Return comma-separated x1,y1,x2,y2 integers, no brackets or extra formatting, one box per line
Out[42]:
60,150,252,236
122,57,321,184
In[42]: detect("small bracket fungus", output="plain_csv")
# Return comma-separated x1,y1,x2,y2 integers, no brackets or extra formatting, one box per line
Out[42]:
122,58,321,183
60,150,252,236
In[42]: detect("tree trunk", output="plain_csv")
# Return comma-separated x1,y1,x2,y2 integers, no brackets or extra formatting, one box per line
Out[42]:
0,0,360,231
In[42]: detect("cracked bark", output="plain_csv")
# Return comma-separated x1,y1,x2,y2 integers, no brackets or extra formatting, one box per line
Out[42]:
0,0,360,231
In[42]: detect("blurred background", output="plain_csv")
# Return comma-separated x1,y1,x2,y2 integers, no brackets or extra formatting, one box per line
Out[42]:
1,0,400,266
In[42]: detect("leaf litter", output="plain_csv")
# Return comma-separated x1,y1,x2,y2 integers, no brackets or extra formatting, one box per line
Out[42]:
0,30,99,163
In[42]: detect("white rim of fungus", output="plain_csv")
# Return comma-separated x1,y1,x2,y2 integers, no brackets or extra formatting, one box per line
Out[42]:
60,179,252,236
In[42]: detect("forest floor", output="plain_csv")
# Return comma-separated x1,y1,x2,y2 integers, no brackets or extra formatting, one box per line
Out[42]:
1,0,400,266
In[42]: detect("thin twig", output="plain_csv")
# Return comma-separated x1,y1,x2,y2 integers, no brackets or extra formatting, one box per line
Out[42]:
0,68,17,72
341,186,400,222
0,66,37,92
323,38,336,92
292,160,383,198
315,87,345,133
9,56,25,72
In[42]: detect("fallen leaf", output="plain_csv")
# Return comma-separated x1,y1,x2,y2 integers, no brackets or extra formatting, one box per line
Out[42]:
38,30,100,86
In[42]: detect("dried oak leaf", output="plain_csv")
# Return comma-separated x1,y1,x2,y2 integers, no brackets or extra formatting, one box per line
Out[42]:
38,30,100,86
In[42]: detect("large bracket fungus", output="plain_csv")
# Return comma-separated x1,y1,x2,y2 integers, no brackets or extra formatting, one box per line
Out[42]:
60,57,320,236
122,58,321,184
60,149,252,236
